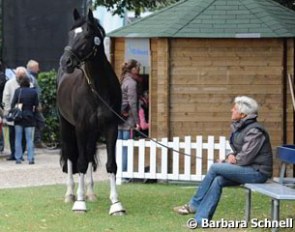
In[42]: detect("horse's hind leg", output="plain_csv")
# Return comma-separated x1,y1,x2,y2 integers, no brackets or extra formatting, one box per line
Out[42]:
86,162,97,201
109,173,125,215
72,173,87,212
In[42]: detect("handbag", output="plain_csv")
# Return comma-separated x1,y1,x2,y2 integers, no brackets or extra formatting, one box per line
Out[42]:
6,89,23,122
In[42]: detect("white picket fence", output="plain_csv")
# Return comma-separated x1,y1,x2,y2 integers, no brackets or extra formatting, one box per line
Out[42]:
115,136,232,185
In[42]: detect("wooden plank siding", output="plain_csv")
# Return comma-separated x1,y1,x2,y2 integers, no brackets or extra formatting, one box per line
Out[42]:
110,37,295,177
169,39,291,147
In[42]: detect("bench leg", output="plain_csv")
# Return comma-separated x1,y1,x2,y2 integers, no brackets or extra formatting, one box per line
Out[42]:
279,163,286,185
271,199,280,232
244,188,251,222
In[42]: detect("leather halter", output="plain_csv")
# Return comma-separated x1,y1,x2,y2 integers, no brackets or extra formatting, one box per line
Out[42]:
64,44,98,68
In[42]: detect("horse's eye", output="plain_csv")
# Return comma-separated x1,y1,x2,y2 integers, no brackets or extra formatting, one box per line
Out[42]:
94,37,101,46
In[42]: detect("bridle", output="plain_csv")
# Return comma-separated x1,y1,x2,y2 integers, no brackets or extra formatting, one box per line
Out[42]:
63,44,98,68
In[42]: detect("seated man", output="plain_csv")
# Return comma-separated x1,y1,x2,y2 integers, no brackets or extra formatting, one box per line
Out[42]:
174,96,273,229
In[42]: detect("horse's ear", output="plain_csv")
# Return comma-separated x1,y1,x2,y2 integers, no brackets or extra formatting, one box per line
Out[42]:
87,9,95,23
73,8,81,21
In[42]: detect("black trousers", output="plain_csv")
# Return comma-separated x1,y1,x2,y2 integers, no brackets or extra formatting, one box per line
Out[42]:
34,111,45,144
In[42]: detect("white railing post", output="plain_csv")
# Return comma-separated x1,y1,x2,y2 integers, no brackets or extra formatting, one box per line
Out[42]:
160,138,168,180
207,136,215,170
149,139,157,179
172,137,180,180
126,139,134,179
219,136,227,162
196,136,203,179
116,139,123,185
184,136,192,180
138,139,145,178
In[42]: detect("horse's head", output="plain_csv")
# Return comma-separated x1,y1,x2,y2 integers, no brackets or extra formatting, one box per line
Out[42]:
60,9,106,73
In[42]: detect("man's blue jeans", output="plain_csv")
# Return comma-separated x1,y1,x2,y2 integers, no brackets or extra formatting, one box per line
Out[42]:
189,163,268,223
15,125,34,163
118,129,131,172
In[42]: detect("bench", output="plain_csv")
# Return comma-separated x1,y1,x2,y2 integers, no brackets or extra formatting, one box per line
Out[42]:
244,181,295,232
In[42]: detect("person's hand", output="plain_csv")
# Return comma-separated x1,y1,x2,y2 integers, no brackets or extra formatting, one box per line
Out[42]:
227,154,237,164
135,124,140,130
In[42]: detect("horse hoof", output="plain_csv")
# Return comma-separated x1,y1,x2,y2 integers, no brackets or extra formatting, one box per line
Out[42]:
86,193,97,202
72,200,87,212
65,194,76,203
109,202,126,216
111,211,126,216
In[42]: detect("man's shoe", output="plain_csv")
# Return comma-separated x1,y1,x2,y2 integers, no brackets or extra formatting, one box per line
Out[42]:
15,160,22,164
6,156,16,161
173,204,196,215
29,161,35,165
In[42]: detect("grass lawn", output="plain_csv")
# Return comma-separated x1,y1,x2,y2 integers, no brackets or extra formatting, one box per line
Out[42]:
0,181,294,232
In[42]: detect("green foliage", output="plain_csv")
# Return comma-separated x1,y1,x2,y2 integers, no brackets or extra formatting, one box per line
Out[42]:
93,0,180,17
275,0,295,11
38,70,59,146
93,0,295,18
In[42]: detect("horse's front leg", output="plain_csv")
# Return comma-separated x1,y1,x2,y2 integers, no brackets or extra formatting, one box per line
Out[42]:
106,132,126,215
65,159,75,203
86,162,97,201
72,173,87,212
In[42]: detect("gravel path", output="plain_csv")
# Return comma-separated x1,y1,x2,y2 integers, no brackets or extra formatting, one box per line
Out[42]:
0,146,109,189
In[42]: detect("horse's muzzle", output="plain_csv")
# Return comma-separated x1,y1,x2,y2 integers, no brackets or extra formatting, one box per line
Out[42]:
60,46,80,73
60,55,75,73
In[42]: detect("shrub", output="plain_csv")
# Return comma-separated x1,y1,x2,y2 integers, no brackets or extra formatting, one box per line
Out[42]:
38,70,59,147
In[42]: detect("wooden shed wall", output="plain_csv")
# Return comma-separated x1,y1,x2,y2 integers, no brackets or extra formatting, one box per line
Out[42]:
168,38,293,147
110,37,295,176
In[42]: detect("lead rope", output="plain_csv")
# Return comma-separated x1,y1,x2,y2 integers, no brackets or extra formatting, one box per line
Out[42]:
80,66,192,158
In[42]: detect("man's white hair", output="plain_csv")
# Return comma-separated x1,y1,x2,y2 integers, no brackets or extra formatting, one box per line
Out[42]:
15,66,27,78
234,96,258,115
26,59,39,69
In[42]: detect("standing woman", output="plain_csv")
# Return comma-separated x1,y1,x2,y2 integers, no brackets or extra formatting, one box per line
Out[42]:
118,59,140,172
11,76,39,164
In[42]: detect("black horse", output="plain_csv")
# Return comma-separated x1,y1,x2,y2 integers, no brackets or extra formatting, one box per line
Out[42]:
57,8,125,215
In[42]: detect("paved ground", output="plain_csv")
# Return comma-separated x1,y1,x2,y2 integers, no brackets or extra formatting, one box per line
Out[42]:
0,146,109,189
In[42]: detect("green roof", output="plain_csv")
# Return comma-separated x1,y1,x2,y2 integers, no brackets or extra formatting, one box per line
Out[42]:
108,0,295,38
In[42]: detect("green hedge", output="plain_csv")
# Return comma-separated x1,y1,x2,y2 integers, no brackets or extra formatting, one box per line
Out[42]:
38,70,59,147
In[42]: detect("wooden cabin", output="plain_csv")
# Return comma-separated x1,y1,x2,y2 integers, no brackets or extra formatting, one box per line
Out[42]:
108,0,295,176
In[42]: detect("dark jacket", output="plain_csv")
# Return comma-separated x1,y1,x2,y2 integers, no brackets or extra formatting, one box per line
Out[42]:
11,87,39,127
230,114,273,178
0,71,6,104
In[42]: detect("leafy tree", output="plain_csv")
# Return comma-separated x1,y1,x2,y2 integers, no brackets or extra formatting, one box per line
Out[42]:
93,0,295,18
93,0,180,17
275,0,295,10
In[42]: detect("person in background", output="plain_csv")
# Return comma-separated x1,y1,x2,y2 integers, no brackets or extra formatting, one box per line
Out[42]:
26,60,46,149
2,67,27,160
0,60,7,152
11,76,39,164
173,96,273,229
118,59,140,173
138,90,149,137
